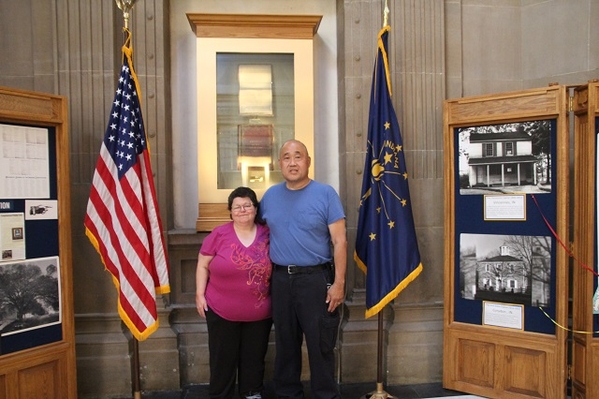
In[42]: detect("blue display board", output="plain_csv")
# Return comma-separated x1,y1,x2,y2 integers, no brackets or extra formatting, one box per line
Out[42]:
451,119,557,334
0,124,63,355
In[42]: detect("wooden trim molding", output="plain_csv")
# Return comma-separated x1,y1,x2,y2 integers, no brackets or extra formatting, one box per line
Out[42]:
0,88,63,124
186,13,322,39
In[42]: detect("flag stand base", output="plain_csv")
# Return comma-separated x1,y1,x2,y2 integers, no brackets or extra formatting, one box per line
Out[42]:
360,382,395,399
360,312,395,399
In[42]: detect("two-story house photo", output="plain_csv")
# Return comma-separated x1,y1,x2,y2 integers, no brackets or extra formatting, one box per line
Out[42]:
467,129,539,189
460,234,552,308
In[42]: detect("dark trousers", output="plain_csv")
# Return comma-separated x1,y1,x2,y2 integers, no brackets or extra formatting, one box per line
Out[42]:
206,309,273,399
272,267,341,399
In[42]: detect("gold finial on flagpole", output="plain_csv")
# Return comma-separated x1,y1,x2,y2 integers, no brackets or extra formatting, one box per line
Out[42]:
115,0,138,30
383,0,389,27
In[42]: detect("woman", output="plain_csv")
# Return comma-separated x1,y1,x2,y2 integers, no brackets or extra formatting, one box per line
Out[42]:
195,186,272,399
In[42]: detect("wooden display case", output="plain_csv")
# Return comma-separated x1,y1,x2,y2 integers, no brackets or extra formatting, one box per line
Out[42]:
443,85,569,398
0,86,76,399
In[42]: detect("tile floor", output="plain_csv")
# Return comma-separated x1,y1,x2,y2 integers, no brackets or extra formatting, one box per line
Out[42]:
118,382,483,399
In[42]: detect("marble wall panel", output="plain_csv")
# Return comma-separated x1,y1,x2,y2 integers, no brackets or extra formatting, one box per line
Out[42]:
522,0,590,82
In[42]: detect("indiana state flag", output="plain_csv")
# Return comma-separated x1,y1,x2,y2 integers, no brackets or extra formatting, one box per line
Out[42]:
355,25,423,318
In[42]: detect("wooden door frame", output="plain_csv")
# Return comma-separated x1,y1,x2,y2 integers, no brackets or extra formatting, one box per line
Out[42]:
571,82,599,399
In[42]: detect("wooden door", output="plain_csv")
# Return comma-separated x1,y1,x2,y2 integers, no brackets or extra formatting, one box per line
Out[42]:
443,85,569,398
570,81,599,399
0,87,76,399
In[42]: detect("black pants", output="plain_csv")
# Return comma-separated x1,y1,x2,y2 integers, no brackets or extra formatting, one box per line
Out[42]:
272,266,341,399
206,309,273,399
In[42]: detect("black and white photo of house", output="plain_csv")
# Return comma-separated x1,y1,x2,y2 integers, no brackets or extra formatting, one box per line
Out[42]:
0,256,61,336
459,233,551,307
457,120,552,195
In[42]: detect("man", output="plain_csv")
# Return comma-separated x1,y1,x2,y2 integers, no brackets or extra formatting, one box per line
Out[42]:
260,139,347,399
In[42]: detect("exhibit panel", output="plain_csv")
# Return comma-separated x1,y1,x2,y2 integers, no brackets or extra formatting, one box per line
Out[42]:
443,85,569,398
0,87,76,399
571,81,599,399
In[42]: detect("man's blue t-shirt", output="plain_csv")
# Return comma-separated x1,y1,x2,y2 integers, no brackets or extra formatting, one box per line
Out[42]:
260,180,345,266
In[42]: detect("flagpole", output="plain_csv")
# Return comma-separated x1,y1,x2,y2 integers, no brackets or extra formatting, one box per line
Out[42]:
361,2,394,398
113,2,142,398
88,1,169,397
360,309,394,399
130,335,142,399
383,0,389,28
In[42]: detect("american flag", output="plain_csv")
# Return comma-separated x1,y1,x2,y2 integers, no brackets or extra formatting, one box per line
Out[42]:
84,40,170,341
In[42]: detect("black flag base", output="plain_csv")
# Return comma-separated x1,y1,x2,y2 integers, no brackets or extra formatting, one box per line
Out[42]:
360,382,395,399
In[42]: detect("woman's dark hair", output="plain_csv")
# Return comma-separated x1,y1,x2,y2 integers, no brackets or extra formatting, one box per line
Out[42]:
227,186,265,224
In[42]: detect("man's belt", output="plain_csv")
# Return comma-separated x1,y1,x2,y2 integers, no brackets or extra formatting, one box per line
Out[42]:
274,263,331,275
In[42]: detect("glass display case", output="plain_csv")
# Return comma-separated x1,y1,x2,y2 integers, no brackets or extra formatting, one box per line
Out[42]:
216,52,293,191
187,13,321,231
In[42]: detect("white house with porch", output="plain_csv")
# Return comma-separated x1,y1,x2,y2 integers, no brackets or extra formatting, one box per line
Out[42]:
468,130,538,188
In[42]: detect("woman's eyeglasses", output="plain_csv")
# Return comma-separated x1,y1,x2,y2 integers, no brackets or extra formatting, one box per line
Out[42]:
232,204,254,213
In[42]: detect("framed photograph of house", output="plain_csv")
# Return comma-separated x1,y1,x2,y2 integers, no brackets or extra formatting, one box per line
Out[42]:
457,120,551,196
459,233,551,307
